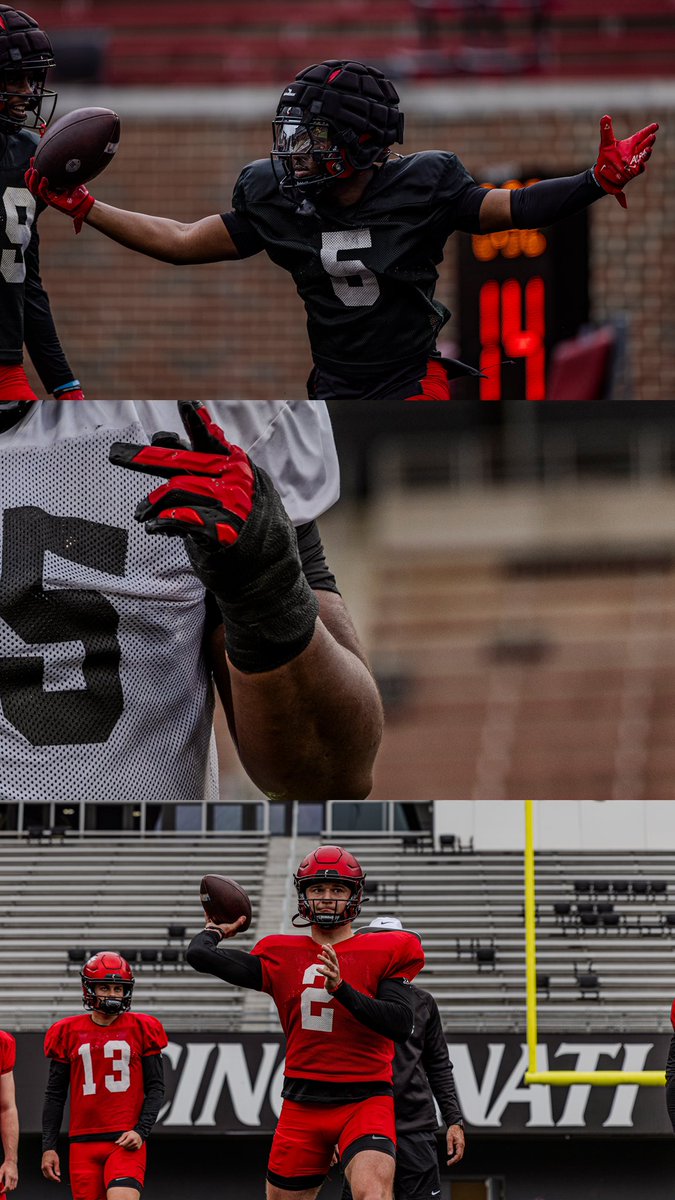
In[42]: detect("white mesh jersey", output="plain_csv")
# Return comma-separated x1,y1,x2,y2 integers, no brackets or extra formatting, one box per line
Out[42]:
0,401,339,803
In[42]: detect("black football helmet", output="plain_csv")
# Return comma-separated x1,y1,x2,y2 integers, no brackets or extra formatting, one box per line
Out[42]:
271,60,404,204
0,5,56,133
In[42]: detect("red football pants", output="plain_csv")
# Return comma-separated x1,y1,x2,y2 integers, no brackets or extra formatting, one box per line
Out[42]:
267,1094,395,1188
68,1140,147,1200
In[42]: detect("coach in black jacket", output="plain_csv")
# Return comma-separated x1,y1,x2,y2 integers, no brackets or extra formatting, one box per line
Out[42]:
343,916,465,1200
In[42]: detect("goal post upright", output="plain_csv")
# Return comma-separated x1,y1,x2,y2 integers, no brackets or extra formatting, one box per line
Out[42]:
522,800,665,1088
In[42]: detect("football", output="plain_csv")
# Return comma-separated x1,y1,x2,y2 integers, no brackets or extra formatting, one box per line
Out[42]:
33,107,120,190
199,875,252,930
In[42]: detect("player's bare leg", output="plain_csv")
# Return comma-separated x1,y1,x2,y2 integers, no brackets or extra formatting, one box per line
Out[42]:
345,1149,395,1200
108,1188,140,1200
267,1185,322,1200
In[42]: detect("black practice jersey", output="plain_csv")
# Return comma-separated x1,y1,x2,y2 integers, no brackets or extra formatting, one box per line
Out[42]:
222,151,486,381
0,129,75,392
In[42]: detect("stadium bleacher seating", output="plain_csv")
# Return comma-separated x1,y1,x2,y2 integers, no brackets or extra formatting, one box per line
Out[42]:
369,541,675,801
0,834,267,1031
34,0,675,84
3,833,674,1033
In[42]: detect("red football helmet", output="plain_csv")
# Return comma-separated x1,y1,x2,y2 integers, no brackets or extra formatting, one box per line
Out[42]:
293,844,366,927
81,951,134,1015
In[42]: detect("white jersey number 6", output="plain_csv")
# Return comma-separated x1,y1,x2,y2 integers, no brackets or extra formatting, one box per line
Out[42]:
320,229,380,308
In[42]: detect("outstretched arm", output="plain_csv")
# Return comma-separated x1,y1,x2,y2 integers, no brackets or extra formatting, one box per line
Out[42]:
24,163,241,263
84,206,241,263
479,114,658,232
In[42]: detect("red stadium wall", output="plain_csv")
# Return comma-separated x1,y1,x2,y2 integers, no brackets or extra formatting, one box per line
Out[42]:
25,88,673,402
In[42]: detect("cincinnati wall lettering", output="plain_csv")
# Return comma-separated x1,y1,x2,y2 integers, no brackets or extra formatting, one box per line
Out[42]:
14,1032,671,1136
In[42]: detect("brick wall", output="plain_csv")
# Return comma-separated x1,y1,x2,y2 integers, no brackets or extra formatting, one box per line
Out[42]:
25,84,674,401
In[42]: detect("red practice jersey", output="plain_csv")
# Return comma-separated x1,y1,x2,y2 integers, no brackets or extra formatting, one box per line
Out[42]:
251,930,424,1083
0,1029,16,1075
44,1012,167,1138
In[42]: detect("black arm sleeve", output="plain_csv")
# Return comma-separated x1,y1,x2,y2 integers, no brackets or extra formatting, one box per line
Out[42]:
296,521,340,595
185,929,263,990
331,977,414,1043
509,170,604,229
22,215,77,395
665,1033,675,1132
41,1059,70,1152
134,1054,165,1141
421,997,464,1128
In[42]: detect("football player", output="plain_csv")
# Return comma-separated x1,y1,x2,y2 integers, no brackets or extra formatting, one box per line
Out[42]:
26,59,658,403
41,951,167,1200
187,845,425,1200
0,399,382,802
0,5,84,402
0,1029,18,1197
342,917,465,1200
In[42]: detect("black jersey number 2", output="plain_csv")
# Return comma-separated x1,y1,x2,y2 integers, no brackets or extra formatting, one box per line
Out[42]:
0,507,128,746
320,229,380,307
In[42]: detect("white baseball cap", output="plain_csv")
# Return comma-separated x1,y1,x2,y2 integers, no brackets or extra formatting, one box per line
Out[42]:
368,916,403,930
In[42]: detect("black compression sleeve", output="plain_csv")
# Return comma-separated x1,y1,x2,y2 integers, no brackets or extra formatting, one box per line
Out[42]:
134,1055,165,1140
42,1059,70,1152
509,170,604,229
185,929,263,990
666,1034,675,1131
296,521,340,595
331,977,414,1043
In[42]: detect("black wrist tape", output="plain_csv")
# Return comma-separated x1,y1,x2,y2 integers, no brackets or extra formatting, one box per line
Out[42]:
184,464,319,674
510,169,604,228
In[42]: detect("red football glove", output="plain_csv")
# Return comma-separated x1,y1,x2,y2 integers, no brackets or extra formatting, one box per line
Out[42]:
109,402,255,545
109,402,319,675
593,115,658,209
25,162,95,233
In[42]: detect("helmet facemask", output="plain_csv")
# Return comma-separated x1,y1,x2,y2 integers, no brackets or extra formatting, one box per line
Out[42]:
271,61,403,206
271,109,353,203
81,952,134,1015
295,878,364,928
0,5,57,133
0,65,56,132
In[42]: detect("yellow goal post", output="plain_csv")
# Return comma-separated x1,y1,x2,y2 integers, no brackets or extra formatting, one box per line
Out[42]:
523,799,665,1087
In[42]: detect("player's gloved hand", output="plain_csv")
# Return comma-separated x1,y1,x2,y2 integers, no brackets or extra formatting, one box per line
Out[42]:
109,401,319,674
25,161,95,233
52,380,85,400
592,115,659,208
